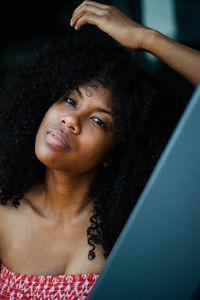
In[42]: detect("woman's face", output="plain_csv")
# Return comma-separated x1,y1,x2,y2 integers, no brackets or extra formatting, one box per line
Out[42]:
35,82,117,175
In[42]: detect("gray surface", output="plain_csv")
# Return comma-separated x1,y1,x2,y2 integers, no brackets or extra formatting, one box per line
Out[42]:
88,84,200,300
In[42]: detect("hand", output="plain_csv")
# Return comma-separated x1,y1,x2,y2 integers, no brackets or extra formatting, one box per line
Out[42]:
70,0,150,50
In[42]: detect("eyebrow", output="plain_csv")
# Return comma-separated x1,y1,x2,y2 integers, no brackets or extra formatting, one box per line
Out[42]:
75,87,112,116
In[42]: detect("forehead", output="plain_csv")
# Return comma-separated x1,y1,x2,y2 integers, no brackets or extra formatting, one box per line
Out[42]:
71,82,113,108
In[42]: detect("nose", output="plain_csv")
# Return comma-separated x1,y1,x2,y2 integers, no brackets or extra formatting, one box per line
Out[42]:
60,115,81,134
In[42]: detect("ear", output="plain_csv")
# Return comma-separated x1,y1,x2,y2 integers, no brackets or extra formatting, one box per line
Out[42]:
103,161,109,168
103,159,113,168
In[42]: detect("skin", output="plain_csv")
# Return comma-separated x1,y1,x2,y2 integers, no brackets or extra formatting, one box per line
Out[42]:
34,82,116,220
1,0,199,277
0,83,116,275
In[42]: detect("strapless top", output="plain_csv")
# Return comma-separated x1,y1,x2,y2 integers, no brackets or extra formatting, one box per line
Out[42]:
0,263,99,299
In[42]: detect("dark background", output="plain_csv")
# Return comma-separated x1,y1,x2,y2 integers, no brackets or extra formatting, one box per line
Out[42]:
0,0,199,95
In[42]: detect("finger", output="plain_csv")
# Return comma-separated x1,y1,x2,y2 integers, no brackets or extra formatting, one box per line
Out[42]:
71,4,106,27
72,1,110,18
73,13,102,30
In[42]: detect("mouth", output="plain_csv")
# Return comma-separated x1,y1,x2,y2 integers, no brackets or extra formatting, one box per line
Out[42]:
45,129,71,150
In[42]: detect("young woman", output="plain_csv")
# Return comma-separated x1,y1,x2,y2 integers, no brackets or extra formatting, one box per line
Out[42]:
0,1,199,299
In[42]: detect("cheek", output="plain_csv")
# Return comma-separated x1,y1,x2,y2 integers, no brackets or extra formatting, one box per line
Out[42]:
85,143,106,163
34,113,52,161
34,125,46,162
78,132,115,167
34,107,59,152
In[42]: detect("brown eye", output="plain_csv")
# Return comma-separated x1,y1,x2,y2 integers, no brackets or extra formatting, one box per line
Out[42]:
64,97,76,106
92,117,105,128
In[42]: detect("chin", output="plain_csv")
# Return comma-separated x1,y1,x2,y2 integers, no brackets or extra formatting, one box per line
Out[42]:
34,146,65,170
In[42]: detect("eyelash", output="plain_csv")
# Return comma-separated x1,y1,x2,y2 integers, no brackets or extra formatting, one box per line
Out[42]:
64,97,105,128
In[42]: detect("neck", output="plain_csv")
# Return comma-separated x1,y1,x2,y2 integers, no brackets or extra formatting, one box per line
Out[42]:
36,167,98,222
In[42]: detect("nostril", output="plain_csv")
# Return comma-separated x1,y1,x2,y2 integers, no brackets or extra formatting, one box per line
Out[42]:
60,117,80,134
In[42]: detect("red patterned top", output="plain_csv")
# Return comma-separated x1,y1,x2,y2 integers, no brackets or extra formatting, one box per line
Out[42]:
0,264,99,299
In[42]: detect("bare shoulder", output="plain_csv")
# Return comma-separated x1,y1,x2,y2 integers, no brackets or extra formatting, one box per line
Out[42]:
0,192,33,228
0,200,22,237
0,182,44,222
0,183,46,250
0,201,16,221
0,195,35,236
0,201,18,263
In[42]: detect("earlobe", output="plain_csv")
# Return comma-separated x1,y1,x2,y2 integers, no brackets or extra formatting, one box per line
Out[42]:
103,159,113,168
103,161,109,168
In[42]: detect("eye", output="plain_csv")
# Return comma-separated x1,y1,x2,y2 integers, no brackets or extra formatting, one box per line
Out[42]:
92,117,105,128
64,97,76,106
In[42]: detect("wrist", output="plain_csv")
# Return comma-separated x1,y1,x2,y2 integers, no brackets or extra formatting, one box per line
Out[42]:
140,28,161,52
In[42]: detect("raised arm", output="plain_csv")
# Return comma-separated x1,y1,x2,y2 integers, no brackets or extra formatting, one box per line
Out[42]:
70,0,200,86
142,30,200,87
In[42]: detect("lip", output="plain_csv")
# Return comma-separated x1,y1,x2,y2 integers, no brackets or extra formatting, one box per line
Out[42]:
45,129,71,150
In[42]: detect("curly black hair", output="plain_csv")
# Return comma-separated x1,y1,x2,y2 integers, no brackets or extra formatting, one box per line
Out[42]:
0,35,189,260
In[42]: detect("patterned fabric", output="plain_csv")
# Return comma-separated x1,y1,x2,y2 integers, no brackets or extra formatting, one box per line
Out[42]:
0,264,99,299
